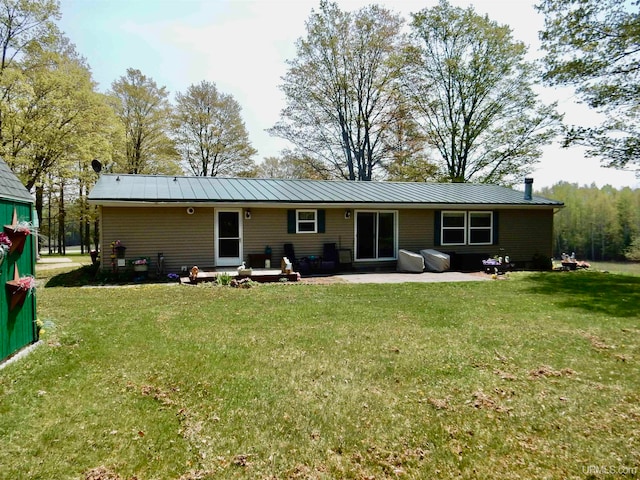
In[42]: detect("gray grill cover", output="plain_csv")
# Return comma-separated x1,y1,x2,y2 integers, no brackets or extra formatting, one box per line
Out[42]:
397,249,425,273
420,249,450,272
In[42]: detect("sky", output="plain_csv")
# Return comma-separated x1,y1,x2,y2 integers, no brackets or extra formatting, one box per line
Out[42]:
58,0,639,190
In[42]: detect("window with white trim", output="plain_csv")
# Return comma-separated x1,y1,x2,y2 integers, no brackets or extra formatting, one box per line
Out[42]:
296,209,317,233
441,211,466,245
468,211,493,245
440,211,494,246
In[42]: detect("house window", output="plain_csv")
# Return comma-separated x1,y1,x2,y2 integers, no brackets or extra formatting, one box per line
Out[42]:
296,209,317,233
355,211,397,260
441,211,466,245
440,211,494,246
469,212,493,245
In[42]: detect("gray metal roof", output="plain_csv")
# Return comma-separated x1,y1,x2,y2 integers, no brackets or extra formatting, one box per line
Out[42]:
88,174,563,207
0,158,33,204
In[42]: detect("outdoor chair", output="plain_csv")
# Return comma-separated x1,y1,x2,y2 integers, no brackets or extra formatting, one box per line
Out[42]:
282,243,303,273
320,242,338,273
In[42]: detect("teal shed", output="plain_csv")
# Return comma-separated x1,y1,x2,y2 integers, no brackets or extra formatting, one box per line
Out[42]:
0,158,36,362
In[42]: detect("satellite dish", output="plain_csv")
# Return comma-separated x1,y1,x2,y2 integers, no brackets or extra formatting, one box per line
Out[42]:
91,159,102,173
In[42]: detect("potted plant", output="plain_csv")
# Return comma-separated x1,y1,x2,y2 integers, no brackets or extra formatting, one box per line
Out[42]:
112,240,126,258
132,257,149,272
0,232,12,267
5,265,36,311
3,220,31,255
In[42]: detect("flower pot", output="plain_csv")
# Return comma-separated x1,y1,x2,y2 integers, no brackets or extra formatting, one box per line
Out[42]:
6,281,28,311
3,226,28,255
133,264,148,272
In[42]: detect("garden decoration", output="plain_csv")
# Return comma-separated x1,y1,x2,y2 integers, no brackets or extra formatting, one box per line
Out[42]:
132,257,149,272
110,240,126,272
0,232,11,267
3,208,32,255
5,264,36,311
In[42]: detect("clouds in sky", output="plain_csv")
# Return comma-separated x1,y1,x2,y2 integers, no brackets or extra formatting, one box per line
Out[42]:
58,0,638,188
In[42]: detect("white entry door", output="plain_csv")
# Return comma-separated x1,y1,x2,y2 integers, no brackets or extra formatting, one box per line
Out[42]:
215,209,243,266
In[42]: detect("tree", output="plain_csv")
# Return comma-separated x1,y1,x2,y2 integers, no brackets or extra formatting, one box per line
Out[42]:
384,97,440,182
257,153,332,180
0,0,61,140
109,68,180,175
537,0,640,171
269,1,407,181
0,35,121,247
538,182,640,260
405,0,561,184
172,80,256,177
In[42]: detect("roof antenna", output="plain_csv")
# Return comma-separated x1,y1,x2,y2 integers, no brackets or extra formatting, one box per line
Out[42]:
91,159,102,173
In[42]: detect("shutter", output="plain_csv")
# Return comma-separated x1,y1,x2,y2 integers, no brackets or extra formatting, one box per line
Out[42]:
493,211,499,244
434,210,441,246
287,209,296,234
318,209,325,233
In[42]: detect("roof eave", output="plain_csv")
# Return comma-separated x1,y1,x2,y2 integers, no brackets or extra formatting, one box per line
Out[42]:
88,199,563,209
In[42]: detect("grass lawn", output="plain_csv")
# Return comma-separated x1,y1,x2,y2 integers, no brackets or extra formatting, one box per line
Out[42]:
1,268,639,479
588,261,640,276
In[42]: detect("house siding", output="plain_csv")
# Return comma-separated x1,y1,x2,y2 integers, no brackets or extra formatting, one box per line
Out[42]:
100,206,215,272
99,205,554,274
244,208,354,263
498,209,554,262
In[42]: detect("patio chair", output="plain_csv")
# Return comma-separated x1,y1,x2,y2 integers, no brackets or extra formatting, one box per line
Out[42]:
284,243,297,266
285,242,314,275
320,242,338,272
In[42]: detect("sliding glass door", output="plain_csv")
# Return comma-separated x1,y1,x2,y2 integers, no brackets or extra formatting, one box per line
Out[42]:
355,211,397,261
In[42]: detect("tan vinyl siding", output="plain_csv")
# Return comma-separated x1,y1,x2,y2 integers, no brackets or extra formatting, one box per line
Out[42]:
398,209,434,252
395,208,553,263
243,208,354,262
100,206,215,272
430,209,554,262
498,209,554,262
99,205,554,273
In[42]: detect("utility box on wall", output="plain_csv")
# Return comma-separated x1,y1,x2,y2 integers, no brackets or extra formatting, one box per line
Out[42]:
0,158,37,363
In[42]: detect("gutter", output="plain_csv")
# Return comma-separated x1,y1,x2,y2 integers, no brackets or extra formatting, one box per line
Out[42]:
88,199,563,210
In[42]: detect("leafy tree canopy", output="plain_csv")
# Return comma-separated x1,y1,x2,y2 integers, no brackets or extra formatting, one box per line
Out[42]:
537,0,640,171
406,0,561,185
269,0,407,181
108,68,180,175
172,80,256,177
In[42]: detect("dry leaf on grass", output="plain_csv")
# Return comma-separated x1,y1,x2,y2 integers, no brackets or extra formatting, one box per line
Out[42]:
84,466,126,480
529,365,576,379
494,369,517,381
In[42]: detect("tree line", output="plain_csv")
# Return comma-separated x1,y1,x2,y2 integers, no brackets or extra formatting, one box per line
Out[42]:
539,183,640,261
0,0,637,253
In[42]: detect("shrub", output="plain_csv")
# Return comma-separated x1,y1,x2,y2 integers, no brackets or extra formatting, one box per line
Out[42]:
624,236,640,262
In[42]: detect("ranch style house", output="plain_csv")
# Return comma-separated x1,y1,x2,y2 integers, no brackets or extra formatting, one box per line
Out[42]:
87,175,563,275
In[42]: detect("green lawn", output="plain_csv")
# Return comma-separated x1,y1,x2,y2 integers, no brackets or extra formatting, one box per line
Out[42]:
1,269,639,479
589,261,640,276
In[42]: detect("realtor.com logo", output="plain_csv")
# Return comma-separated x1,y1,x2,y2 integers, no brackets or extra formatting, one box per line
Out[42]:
582,465,638,476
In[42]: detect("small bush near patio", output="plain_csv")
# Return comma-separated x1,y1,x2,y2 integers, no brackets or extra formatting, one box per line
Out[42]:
1,270,638,479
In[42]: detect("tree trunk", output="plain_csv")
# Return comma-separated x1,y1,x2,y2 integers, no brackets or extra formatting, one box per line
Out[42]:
35,184,43,256
79,180,85,254
57,181,66,255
